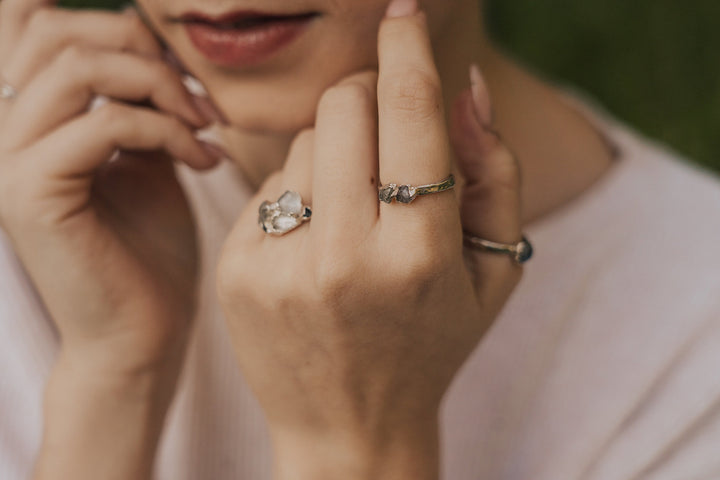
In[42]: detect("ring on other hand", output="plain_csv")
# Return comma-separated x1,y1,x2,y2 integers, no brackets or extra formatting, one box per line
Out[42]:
463,230,533,265
0,76,18,100
258,190,312,236
378,174,456,204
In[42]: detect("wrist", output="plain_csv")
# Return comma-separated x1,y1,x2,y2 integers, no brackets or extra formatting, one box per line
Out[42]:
48,350,180,405
33,353,181,480
271,415,440,480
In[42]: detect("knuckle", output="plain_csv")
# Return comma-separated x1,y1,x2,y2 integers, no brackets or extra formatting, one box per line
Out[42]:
56,44,91,73
149,59,177,83
489,147,522,191
27,8,56,35
388,241,454,297
313,253,357,306
409,242,453,277
51,45,99,92
273,261,307,303
318,82,372,117
382,68,442,120
287,128,314,159
122,13,149,45
162,115,186,136
92,102,129,131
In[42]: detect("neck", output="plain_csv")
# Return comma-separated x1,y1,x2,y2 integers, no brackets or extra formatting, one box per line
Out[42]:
218,2,616,227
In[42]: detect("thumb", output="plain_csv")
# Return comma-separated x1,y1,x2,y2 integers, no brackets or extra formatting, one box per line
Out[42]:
449,65,524,273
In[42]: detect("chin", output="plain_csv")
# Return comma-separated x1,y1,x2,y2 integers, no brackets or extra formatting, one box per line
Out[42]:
213,82,326,135
182,45,379,135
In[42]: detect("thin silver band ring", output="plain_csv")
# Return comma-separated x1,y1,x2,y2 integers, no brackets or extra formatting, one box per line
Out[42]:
463,230,533,265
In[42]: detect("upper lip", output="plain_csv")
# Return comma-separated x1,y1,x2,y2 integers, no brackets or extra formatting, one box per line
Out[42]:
176,9,319,26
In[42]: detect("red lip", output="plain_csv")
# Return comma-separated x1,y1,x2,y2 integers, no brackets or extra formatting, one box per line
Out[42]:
179,10,319,68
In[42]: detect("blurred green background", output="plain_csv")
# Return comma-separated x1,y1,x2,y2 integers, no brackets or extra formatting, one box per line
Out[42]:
60,0,719,172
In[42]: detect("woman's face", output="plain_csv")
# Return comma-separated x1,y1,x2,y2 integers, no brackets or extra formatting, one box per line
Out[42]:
136,0,465,134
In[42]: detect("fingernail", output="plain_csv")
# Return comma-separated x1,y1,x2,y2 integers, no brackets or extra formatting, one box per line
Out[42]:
385,0,418,18
469,63,492,127
182,74,208,97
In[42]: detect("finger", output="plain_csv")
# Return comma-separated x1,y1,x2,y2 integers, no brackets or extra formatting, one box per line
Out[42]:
377,0,454,218
0,1,55,61
449,68,523,273
281,128,315,205
2,8,164,89
2,46,209,150
231,170,284,246
0,0,55,31
258,128,316,241
312,71,379,238
232,130,315,245
27,101,221,176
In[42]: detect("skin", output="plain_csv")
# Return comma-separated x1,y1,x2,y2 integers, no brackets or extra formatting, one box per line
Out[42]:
0,0,616,478
216,10,523,479
137,0,616,219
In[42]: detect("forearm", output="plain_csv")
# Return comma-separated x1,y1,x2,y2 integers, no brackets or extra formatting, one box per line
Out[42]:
32,354,178,480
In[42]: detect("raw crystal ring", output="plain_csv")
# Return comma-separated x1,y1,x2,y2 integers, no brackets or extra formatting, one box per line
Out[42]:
378,174,455,204
462,230,533,265
258,190,312,236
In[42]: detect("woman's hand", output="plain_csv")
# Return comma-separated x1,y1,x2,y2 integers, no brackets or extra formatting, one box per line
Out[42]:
216,0,523,478
0,1,222,478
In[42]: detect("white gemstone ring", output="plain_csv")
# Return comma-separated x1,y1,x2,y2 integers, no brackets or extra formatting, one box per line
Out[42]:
258,190,312,236
378,174,456,204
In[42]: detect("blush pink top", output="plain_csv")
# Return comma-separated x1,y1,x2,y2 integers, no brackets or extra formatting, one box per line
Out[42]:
2,91,720,479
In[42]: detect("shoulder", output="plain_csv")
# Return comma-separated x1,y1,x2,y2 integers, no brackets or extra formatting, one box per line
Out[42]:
527,90,720,318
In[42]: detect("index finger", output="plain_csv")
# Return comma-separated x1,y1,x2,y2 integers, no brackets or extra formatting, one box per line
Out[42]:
377,0,453,209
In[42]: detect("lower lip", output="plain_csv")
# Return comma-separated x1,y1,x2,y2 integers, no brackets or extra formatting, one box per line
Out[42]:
184,16,316,68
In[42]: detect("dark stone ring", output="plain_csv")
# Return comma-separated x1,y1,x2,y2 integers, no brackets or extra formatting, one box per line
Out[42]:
462,231,534,265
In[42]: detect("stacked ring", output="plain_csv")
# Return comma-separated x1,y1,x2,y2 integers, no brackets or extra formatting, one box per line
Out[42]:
257,175,533,266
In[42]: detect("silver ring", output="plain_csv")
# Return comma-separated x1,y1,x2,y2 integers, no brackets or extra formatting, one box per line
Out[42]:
0,77,18,100
379,174,455,204
258,190,312,236
463,230,533,265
